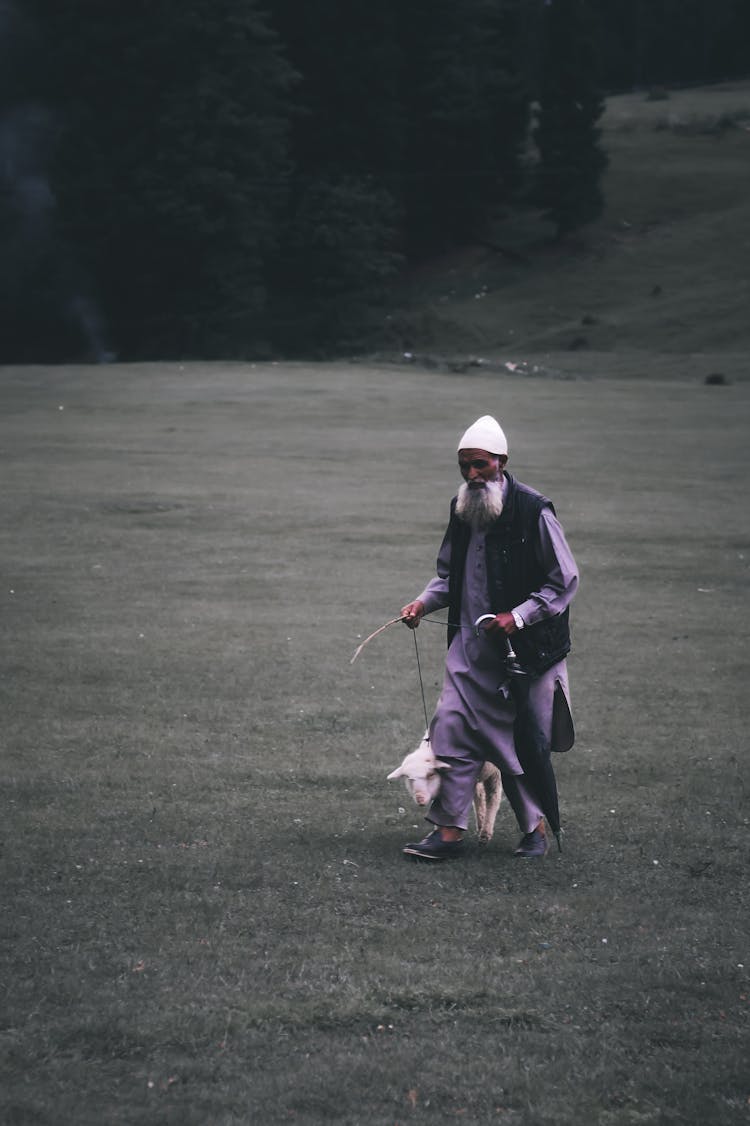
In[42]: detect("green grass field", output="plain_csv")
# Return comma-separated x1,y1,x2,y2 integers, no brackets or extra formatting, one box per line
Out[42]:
1,356,748,1125
2,82,750,1125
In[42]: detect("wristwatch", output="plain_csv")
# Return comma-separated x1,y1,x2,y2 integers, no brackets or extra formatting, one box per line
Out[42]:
511,610,525,631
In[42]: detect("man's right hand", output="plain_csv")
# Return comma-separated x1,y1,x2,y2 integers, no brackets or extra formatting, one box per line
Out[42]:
400,600,425,629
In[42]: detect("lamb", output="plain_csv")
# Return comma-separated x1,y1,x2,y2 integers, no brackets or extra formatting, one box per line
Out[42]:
387,735,503,843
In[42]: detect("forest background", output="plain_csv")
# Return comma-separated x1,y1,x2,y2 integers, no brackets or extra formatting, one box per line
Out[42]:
1,0,749,364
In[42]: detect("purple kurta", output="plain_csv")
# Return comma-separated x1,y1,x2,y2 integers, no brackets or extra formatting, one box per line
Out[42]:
416,483,579,833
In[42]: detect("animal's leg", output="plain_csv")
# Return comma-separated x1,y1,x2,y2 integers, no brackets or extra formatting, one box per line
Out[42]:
480,765,503,842
473,779,489,842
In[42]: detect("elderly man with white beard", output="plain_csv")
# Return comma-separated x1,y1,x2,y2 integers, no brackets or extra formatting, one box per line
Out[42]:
399,414,578,860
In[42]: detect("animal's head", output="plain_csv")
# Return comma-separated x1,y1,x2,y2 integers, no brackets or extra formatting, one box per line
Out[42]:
387,739,451,806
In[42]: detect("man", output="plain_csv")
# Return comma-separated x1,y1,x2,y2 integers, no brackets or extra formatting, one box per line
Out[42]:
400,414,578,860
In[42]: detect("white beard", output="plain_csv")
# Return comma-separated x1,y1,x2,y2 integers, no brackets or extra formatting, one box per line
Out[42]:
455,479,504,530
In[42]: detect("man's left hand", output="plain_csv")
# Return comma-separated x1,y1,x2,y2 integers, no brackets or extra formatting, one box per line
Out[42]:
482,612,517,636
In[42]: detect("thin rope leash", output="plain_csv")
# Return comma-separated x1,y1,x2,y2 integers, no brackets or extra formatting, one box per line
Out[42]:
349,614,458,737
412,629,431,734
411,616,477,738
411,617,492,738
350,613,488,741
351,613,508,742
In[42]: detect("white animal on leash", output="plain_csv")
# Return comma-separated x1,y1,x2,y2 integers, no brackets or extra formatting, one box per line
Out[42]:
387,735,503,843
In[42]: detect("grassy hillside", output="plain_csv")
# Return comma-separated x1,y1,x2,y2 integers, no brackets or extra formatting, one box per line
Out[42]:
378,81,750,379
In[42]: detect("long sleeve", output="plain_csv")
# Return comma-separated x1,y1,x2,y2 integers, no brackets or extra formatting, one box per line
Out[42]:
514,507,578,626
415,524,451,614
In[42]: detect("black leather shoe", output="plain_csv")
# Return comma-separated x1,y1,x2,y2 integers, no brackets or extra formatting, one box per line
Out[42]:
513,828,549,858
402,829,464,861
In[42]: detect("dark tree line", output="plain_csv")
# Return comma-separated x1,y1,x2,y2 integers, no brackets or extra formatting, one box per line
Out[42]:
2,0,296,360
0,0,745,361
534,0,608,237
594,0,750,92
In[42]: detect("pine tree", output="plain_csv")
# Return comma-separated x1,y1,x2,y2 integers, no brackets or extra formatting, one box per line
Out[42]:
270,0,530,271
267,0,405,349
0,2,72,361
27,0,297,359
593,0,750,91
533,0,608,239
269,175,402,352
398,0,530,254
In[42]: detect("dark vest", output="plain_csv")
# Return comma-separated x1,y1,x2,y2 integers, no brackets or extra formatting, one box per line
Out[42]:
447,473,571,676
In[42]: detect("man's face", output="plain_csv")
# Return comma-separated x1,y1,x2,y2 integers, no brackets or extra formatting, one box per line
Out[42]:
458,448,506,489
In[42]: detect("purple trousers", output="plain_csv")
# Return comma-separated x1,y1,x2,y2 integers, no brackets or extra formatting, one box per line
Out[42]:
425,662,573,835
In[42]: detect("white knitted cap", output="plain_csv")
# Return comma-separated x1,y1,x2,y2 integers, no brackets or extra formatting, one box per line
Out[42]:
457,415,508,456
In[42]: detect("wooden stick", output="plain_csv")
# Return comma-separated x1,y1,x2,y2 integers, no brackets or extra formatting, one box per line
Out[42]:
350,616,405,664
